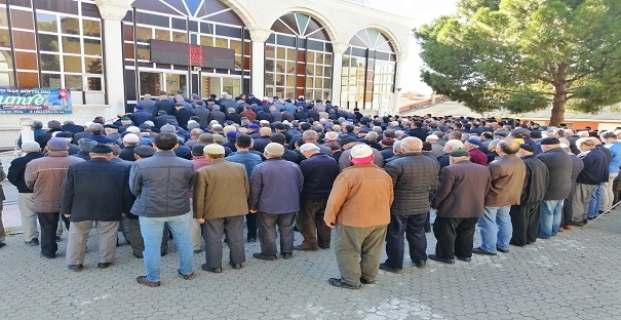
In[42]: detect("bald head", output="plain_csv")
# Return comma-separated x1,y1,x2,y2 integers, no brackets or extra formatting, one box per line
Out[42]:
497,140,520,155
400,137,423,153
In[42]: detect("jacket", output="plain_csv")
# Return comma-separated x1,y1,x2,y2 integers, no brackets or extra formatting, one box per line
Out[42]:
299,153,340,199
119,146,136,162
208,111,226,124
192,108,210,127
248,158,304,214
432,161,491,218
226,151,263,179
24,151,84,213
605,141,621,174
193,159,249,220
567,154,585,199
8,152,44,193
519,155,549,204
60,158,133,222
408,128,427,141
485,154,526,207
577,147,609,185
324,163,394,228
0,161,4,202
536,147,573,200
129,151,195,217
385,153,439,215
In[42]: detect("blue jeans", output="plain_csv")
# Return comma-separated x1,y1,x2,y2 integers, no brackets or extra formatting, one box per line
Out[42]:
478,206,512,253
539,200,564,238
587,184,603,218
139,213,194,281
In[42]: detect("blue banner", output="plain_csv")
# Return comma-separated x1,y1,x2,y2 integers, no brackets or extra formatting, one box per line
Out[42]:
0,87,72,114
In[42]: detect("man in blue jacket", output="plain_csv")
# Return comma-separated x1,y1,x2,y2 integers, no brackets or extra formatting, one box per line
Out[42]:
602,132,621,212
130,133,196,286
249,143,304,260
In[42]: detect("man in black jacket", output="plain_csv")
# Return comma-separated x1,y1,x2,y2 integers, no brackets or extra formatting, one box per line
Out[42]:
381,137,439,272
408,121,428,142
573,138,609,226
510,144,549,246
61,145,133,271
208,105,226,124
7,141,44,246
154,92,175,117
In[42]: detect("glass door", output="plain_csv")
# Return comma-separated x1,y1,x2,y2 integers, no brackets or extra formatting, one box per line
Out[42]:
201,75,240,98
139,71,187,96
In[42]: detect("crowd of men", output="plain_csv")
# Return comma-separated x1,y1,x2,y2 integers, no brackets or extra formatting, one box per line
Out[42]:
0,91,619,289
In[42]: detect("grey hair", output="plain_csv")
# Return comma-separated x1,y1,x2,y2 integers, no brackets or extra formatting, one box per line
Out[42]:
78,138,97,152
89,123,104,134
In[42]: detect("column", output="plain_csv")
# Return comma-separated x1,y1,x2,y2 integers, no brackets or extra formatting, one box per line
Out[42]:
330,42,349,108
248,28,271,97
95,0,133,116
392,52,408,116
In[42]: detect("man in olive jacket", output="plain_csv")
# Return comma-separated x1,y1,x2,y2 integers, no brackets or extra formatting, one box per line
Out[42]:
381,137,439,272
193,144,249,273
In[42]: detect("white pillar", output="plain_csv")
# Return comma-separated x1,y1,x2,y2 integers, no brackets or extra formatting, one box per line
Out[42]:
95,0,133,117
248,28,271,97
330,42,348,108
392,52,408,116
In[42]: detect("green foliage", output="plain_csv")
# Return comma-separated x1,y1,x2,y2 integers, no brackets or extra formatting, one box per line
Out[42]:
417,0,621,124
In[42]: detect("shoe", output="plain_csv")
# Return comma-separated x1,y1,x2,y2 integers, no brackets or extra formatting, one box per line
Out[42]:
201,264,223,273
293,244,318,251
160,251,167,257
193,249,203,254
98,263,113,269
281,253,293,259
571,221,587,227
587,216,597,220
25,238,39,246
40,253,56,259
557,226,565,232
230,263,243,270
455,255,471,262
414,260,427,269
328,278,361,289
253,252,277,261
133,253,143,259
0,242,5,249
379,263,402,274
55,236,61,242
136,276,160,287
497,248,510,253
178,270,196,280
563,225,572,230
247,237,257,243
472,247,497,256
428,254,455,264
319,246,330,250
360,278,376,285
68,264,84,271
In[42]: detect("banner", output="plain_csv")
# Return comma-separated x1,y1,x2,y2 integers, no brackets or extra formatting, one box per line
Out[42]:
0,87,72,114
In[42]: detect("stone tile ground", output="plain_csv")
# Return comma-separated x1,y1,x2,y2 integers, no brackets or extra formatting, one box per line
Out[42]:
1,208,620,320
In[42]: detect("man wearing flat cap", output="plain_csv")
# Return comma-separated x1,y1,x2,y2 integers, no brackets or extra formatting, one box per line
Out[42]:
61,144,134,271
25,138,84,258
193,144,249,273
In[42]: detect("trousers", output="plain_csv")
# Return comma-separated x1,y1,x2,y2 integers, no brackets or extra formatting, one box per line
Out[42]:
296,198,331,249
509,202,541,246
37,212,60,256
384,213,427,269
334,224,387,287
18,193,38,241
601,173,617,212
257,211,296,256
573,183,598,223
202,216,245,269
121,217,168,256
432,216,477,259
246,213,257,239
0,203,4,243
65,221,119,265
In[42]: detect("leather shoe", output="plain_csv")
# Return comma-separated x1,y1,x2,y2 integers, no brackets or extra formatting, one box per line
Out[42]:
178,270,196,280
136,276,160,287
230,263,243,270
25,238,39,246
193,249,203,254
379,263,402,274
328,278,361,289
472,247,497,256
160,251,167,257
455,255,471,262
293,244,318,251
414,260,427,269
247,237,257,243
428,254,455,264
281,253,293,259
201,264,223,273
360,278,376,285
98,262,113,269
133,253,143,259
0,242,5,249
253,252,277,261
497,248,510,253
68,264,84,271
40,253,56,259
563,225,572,230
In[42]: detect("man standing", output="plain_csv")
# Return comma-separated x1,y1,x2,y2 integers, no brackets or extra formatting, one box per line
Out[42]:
429,149,491,264
25,138,84,258
560,143,584,231
381,137,439,272
474,140,526,255
0,158,5,248
509,144,549,246
573,138,609,225
602,132,621,213
61,145,133,271
8,141,44,246
130,133,196,287
249,143,304,260
325,144,393,289
464,137,488,165
194,144,249,273
295,143,340,251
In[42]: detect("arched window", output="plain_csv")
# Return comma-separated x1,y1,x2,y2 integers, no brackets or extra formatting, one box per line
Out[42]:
341,28,396,112
265,12,332,101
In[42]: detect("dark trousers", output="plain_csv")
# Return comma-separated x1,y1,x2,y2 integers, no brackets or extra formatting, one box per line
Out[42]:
61,214,70,231
510,202,540,246
385,213,427,268
433,216,477,259
296,198,331,249
257,211,296,256
246,213,257,239
121,217,168,256
202,216,245,269
38,212,60,256
562,189,576,226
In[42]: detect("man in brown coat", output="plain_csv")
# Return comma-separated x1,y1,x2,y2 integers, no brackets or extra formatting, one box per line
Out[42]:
193,144,250,273
324,144,394,289
429,149,491,264
25,138,84,258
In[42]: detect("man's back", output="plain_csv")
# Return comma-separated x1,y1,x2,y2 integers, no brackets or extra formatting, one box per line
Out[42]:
249,159,303,214
537,148,573,200
226,151,263,178
486,155,526,207
385,154,439,215
192,108,210,127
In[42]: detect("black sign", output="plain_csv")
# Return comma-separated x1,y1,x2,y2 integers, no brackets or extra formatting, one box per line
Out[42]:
149,39,236,70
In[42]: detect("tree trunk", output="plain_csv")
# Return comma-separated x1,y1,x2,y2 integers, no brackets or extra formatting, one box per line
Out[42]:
549,84,567,127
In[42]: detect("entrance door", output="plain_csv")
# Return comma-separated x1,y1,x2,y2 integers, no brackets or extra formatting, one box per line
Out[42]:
139,71,188,97
201,75,240,99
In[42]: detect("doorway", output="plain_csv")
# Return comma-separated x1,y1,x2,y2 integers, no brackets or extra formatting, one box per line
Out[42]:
139,71,188,97
201,75,240,99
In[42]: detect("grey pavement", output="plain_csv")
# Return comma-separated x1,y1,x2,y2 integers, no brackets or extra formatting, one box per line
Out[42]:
1,207,621,319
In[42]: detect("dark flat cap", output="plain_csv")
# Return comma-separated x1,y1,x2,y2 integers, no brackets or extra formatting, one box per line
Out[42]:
340,136,358,147
89,144,113,154
450,148,469,157
134,145,156,158
519,144,535,153
540,138,560,145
